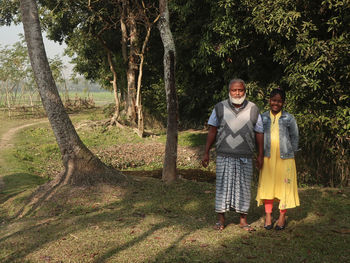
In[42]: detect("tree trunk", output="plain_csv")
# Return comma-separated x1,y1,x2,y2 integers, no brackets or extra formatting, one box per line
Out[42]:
120,1,128,64
126,11,138,125
158,0,178,183
19,0,124,186
98,36,120,125
5,80,11,117
135,26,152,138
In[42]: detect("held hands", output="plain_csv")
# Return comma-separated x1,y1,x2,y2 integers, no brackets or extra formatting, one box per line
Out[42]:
202,153,210,168
256,154,264,170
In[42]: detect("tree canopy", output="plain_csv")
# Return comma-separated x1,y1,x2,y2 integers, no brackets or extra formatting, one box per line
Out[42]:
1,0,349,186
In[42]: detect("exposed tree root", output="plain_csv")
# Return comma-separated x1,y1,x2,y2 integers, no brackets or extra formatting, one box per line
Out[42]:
15,164,130,219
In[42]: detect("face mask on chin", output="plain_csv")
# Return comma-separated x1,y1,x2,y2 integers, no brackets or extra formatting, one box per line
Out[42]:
229,93,246,105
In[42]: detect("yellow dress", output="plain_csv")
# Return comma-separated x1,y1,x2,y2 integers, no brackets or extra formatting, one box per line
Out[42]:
256,111,300,210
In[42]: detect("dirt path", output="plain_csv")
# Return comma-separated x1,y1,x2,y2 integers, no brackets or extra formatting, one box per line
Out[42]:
0,120,47,190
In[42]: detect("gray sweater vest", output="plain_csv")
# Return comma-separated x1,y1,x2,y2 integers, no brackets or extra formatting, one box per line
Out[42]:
215,99,259,157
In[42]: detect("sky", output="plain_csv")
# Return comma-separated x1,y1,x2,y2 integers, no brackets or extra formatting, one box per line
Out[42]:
0,24,73,76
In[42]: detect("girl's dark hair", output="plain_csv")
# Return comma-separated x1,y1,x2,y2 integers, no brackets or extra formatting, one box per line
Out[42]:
270,88,286,102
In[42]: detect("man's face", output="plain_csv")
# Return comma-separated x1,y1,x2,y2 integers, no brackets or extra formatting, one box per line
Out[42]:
229,82,245,99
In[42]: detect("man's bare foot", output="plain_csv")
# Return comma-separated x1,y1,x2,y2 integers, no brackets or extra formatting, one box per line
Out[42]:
239,224,255,232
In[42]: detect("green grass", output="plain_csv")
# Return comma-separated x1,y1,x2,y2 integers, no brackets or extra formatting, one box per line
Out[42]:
1,179,349,262
0,111,349,263
61,91,115,106
159,131,207,147
0,91,115,109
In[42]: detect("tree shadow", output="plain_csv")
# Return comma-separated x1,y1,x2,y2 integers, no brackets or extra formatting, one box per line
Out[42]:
0,175,345,262
0,177,212,261
0,173,47,204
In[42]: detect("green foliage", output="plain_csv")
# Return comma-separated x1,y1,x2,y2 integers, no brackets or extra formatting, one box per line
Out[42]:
246,0,350,186
2,0,348,186
0,0,19,26
170,0,350,186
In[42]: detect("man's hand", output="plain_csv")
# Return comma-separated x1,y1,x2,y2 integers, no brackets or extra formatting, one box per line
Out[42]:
202,153,210,168
256,154,263,170
202,126,217,168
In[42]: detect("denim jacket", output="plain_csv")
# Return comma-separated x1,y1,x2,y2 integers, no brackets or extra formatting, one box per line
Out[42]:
262,110,299,159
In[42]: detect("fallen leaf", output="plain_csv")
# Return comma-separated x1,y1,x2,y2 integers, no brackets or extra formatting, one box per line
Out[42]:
200,244,209,247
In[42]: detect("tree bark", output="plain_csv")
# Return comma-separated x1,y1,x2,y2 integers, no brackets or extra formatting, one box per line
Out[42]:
135,25,151,138
158,0,178,183
120,1,128,64
19,0,124,186
98,36,120,125
126,10,138,125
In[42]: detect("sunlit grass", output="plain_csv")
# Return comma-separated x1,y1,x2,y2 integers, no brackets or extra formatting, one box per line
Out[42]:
0,111,349,262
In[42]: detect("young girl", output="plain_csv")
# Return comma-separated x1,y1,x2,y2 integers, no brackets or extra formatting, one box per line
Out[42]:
256,88,300,230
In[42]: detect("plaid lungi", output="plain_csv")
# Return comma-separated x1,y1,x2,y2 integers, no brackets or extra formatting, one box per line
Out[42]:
215,156,253,214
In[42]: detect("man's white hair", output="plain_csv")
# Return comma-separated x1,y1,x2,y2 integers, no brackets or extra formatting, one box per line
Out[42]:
228,78,246,91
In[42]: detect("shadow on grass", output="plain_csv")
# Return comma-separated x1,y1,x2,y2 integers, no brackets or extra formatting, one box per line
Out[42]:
123,168,216,183
0,176,349,263
0,173,47,204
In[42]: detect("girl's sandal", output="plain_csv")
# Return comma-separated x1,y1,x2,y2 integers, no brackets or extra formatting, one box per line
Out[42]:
213,222,225,230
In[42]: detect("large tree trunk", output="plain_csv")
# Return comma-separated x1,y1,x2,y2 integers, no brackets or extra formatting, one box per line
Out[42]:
19,0,124,186
158,0,178,183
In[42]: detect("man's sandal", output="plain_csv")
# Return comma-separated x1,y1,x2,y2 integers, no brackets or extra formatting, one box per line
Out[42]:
239,224,255,232
213,222,225,230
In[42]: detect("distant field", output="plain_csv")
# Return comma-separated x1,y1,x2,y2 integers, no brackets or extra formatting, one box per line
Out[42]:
0,91,115,107
61,91,115,106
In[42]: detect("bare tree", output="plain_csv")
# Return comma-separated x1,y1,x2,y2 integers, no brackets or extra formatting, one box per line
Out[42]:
158,0,178,183
135,2,160,137
19,0,125,186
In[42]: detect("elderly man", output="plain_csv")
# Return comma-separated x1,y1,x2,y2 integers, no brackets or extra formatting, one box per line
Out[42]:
202,79,264,231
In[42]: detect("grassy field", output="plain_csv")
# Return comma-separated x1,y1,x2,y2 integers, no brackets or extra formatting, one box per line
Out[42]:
0,110,349,263
0,91,115,108
61,91,115,106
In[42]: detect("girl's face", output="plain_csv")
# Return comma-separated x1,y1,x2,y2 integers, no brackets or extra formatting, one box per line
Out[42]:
269,93,284,115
